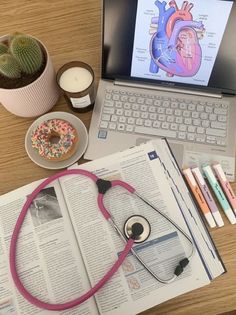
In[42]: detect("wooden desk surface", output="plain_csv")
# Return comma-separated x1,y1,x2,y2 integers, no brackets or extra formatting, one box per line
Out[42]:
0,1,235,314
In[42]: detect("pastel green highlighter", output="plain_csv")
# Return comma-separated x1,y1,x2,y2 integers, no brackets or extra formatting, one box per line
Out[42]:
202,165,236,224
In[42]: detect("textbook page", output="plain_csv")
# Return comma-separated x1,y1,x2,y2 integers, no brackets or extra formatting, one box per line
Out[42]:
61,140,212,315
151,139,225,278
0,179,99,315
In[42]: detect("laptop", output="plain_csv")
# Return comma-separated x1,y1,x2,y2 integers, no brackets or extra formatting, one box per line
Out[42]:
85,0,236,180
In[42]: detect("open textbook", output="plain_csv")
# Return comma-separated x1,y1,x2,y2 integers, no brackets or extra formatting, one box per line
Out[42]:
0,139,225,315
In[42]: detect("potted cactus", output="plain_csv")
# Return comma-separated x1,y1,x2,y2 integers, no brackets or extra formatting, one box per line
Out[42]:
0,33,60,117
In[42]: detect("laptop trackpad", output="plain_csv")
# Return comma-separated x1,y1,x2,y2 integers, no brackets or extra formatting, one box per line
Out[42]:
135,138,184,167
168,142,184,167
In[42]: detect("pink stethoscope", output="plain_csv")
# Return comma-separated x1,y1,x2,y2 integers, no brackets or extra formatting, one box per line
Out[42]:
10,169,194,311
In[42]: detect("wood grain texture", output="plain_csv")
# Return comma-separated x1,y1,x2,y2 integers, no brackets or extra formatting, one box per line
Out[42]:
0,1,236,315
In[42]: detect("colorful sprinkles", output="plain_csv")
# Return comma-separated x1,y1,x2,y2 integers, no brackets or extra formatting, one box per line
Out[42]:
31,119,77,159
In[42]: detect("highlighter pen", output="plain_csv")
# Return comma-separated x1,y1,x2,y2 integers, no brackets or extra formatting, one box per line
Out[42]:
202,165,236,224
191,166,224,227
213,163,236,215
183,168,216,228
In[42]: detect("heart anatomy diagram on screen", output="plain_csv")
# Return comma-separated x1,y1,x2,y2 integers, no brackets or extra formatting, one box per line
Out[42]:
149,0,205,77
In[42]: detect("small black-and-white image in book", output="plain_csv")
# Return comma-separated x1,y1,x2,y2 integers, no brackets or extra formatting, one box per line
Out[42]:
0,138,225,315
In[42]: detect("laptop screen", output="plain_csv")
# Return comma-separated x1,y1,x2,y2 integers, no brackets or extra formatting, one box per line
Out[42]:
102,0,236,94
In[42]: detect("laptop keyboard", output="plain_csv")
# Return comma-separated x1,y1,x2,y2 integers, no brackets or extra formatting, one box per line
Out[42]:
99,88,229,146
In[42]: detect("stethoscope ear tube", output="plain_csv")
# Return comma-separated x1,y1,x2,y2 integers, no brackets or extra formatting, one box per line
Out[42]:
10,168,194,310
9,169,135,311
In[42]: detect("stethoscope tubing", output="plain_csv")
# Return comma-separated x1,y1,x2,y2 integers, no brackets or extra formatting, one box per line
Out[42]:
9,168,194,311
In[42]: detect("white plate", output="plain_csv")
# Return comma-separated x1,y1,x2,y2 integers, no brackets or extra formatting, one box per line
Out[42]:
25,112,88,169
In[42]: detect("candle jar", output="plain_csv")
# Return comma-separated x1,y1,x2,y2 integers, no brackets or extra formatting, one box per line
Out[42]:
56,61,95,113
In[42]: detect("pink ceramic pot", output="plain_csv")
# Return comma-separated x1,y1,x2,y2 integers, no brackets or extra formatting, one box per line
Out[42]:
0,35,60,117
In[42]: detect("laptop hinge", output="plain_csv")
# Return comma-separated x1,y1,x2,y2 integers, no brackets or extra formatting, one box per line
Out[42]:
114,80,222,99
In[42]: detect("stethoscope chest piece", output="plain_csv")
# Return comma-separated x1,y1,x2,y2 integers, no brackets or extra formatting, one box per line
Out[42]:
124,215,151,243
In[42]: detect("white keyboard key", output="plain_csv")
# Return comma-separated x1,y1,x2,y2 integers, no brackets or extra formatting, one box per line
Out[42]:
109,122,117,130
111,115,118,122
127,117,135,124
197,127,205,134
120,95,128,102
217,139,226,146
202,120,210,128
144,120,152,127
157,108,165,114
218,115,227,122
141,112,149,119
171,102,178,108
214,108,227,115
102,114,111,121
188,125,196,133
140,105,148,111
133,111,140,118
136,118,143,126
154,100,161,106
175,117,183,124
103,107,115,114
192,112,199,118
112,94,120,101
222,103,228,109
126,125,134,132
153,121,161,128
137,98,144,104
211,121,227,130
178,132,186,140
158,114,166,121
124,102,131,109
200,112,208,120
205,106,213,113
166,108,173,115
117,123,125,131
163,101,170,107
196,135,206,143
162,122,169,129
132,104,139,110
209,113,217,121
129,96,136,103
193,119,201,126
197,105,204,112
183,110,190,117
119,116,126,123
188,103,196,111
167,116,174,123
124,110,132,117
145,99,153,105
115,101,122,108
116,109,124,116
149,106,156,113
187,134,195,141
206,128,226,137
180,103,187,110
174,109,182,116
184,118,192,125
179,125,187,131
135,126,177,138
149,113,157,120
105,93,111,100
206,135,216,144
170,123,178,131
104,100,114,107
100,121,108,128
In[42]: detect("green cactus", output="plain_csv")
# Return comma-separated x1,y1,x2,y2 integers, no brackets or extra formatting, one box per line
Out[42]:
0,43,8,56
0,54,21,79
10,34,43,75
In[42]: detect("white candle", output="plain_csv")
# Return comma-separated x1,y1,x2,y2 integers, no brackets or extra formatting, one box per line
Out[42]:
59,67,93,93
